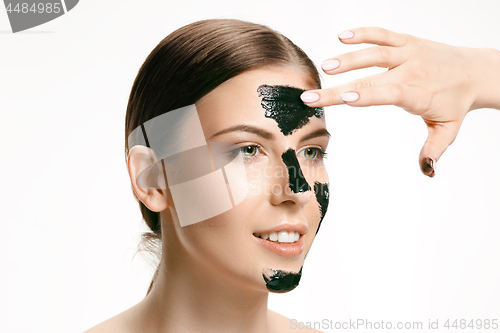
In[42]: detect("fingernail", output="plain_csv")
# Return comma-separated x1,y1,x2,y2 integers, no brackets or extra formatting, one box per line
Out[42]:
338,31,354,39
321,59,340,71
340,92,359,102
420,157,436,177
300,92,320,103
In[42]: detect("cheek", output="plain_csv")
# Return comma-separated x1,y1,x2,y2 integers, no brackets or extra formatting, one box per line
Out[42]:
174,208,251,268
171,160,269,253
173,200,268,289
238,160,277,198
300,159,328,184
313,181,329,234
300,162,329,234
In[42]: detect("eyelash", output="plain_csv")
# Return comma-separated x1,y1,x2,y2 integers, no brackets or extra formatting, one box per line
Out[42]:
298,147,328,164
236,144,327,163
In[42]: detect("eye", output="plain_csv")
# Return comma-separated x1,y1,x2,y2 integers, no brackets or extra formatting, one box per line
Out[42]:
242,145,258,157
303,147,317,159
232,144,265,162
297,147,327,163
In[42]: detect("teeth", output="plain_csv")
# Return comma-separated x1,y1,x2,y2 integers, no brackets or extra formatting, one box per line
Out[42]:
278,231,289,242
256,231,300,243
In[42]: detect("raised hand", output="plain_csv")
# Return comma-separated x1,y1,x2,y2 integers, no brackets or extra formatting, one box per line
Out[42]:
301,27,500,177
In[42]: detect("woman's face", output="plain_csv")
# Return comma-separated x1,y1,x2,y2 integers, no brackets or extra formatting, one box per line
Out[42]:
161,65,330,293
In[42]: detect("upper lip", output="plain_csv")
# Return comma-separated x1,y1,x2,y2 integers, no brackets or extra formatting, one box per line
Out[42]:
253,222,308,235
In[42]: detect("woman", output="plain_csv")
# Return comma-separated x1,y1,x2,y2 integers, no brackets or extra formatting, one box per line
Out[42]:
86,18,329,332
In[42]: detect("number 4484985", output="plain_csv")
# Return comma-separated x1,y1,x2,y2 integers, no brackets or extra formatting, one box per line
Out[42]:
6,3,61,14
444,319,498,330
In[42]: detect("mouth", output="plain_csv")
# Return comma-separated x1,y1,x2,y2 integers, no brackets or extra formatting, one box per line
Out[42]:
253,230,305,257
253,231,301,243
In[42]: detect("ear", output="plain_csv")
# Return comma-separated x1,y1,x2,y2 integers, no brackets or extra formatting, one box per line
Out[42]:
127,145,169,212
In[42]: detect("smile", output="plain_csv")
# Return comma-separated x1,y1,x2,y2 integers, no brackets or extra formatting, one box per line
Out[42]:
253,231,300,243
252,222,307,257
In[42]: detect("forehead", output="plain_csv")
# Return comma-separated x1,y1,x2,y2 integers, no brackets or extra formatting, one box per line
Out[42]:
195,66,322,138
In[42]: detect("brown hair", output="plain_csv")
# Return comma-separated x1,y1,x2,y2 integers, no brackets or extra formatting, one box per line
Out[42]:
124,18,322,295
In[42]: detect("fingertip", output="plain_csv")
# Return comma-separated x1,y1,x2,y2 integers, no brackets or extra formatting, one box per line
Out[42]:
321,59,340,72
420,157,436,178
300,91,320,104
340,92,359,103
338,31,354,40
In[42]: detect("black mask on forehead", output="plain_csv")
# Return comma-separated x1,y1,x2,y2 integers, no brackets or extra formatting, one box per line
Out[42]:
257,84,324,136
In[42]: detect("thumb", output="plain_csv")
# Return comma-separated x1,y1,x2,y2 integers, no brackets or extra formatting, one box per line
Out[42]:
419,120,462,177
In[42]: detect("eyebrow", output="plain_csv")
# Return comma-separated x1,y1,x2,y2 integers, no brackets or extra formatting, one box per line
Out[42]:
210,125,274,140
299,128,330,142
209,125,330,142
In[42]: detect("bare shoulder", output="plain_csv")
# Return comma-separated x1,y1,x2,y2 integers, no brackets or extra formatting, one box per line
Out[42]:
82,304,141,333
267,309,324,333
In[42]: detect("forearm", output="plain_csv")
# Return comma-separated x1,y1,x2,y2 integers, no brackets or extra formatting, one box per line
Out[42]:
470,47,500,111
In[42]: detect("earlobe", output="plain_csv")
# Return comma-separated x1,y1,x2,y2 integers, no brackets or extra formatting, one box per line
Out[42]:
128,145,169,212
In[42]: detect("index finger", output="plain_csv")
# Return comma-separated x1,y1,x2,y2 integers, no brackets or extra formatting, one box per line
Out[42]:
300,71,393,107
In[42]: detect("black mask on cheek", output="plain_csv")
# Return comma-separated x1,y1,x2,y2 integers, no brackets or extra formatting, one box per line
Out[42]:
313,181,329,234
257,84,324,136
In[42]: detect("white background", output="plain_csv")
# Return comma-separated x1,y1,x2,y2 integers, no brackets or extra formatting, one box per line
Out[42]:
1,0,499,332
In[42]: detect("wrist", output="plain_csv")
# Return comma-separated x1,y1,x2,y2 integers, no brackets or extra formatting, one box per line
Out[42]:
470,47,500,111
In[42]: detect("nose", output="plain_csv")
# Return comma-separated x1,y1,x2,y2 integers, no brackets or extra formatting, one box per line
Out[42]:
269,148,313,207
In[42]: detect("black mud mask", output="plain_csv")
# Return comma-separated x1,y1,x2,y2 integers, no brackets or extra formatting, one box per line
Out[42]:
262,267,303,293
257,84,324,136
281,148,311,194
258,84,330,291
313,181,329,234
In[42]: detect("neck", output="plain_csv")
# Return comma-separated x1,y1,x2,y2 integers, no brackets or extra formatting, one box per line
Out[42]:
137,238,270,333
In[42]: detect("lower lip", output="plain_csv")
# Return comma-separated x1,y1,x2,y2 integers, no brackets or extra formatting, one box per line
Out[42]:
254,235,304,257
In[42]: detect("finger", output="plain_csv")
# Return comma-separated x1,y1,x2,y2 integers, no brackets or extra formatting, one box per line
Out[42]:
321,45,409,74
418,120,462,177
301,72,397,107
336,84,428,112
302,79,425,111
338,27,409,47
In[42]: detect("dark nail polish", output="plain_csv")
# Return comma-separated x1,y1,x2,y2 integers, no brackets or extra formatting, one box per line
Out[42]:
420,157,435,177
